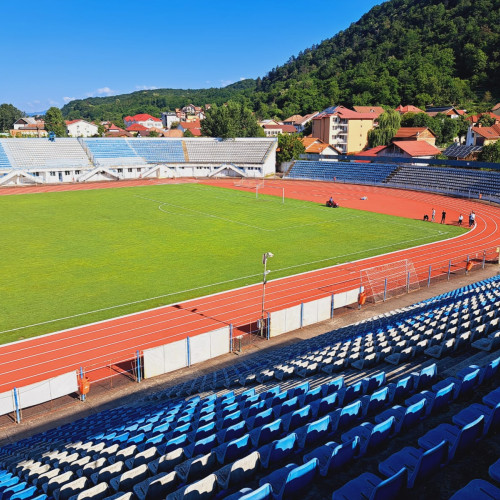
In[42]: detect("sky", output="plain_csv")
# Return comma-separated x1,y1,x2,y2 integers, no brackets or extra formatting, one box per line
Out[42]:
0,0,383,113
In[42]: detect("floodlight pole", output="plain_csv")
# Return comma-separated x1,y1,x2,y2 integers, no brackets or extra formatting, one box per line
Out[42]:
261,252,274,337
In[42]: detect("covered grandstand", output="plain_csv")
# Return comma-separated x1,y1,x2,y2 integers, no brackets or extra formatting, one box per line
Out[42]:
0,137,277,185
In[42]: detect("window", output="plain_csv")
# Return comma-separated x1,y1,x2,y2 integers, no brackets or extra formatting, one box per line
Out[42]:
75,170,81,175
65,171,70,175
137,168,142,172
128,168,133,172
117,168,122,173
50,171,56,176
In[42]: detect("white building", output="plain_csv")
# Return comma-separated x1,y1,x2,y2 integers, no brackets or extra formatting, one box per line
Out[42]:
123,114,162,130
161,112,180,129
66,120,98,138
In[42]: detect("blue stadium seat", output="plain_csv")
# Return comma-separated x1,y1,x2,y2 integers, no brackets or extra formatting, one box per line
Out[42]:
341,417,395,456
332,467,407,500
375,398,426,434
303,437,360,476
216,451,260,493
225,483,272,500
174,452,217,484
452,402,500,437
449,479,500,499
250,419,282,448
489,457,500,483
259,458,318,500
379,440,448,488
258,433,298,469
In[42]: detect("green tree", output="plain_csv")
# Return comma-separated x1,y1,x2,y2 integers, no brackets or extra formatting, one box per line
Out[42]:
477,115,495,127
201,102,264,138
276,134,305,164
0,103,24,132
367,109,401,147
44,107,67,137
148,130,159,137
96,124,106,137
183,129,194,138
478,141,500,163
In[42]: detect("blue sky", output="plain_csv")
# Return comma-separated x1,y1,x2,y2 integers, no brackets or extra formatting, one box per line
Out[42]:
1,0,383,113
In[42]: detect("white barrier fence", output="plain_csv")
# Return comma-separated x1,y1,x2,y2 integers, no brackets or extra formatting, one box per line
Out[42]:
0,371,78,419
143,326,231,380
270,287,361,337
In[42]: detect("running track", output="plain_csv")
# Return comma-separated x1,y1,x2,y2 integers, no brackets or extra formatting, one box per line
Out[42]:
0,179,499,393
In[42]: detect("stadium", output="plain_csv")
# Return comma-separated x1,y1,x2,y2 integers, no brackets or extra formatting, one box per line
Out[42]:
0,137,499,499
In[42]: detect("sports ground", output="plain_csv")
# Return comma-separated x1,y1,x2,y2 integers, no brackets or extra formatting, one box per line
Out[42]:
0,182,465,343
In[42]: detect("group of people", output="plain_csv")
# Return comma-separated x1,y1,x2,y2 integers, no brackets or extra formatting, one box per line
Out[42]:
424,207,476,227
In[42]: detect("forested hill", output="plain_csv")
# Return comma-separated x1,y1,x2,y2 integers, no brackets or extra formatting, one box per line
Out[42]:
253,0,500,118
62,0,499,122
61,80,257,123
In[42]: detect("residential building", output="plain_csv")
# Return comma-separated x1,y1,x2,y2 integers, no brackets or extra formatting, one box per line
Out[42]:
123,114,162,129
178,120,202,137
382,141,441,159
353,106,385,120
425,106,463,118
442,144,483,161
312,106,376,154
393,127,437,146
12,117,47,137
161,112,180,129
466,124,500,146
66,119,98,138
395,105,424,114
301,137,341,158
262,124,297,137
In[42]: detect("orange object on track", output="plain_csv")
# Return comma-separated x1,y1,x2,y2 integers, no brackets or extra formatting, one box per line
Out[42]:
78,377,90,395
466,261,473,272
358,291,367,306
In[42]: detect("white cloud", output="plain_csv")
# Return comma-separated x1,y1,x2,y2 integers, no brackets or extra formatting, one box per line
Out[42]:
135,85,158,91
240,77,246,81
96,87,114,95
63,96,76,103
219,79,234,87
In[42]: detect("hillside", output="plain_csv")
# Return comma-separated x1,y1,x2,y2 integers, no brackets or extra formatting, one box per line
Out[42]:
61,0,500,122
61,80,256,123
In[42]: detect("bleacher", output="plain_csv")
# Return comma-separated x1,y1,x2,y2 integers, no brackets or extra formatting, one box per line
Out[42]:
286,161,397,183
386,164,500,199
0,139,91,170
184,139,275,164
81,139,142,167
0,276,498,499
0,141,12,169
127,140,186,163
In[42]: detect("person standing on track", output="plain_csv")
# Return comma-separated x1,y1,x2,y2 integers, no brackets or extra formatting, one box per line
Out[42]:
469,211,476,227
458,214,463,226
440,210,446,224
431,208,436,222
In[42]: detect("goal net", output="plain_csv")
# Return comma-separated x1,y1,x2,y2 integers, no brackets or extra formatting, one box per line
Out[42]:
361,259,419,302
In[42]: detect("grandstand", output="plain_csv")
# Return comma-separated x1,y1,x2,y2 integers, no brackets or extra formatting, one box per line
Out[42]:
0,276,498,499
286,160,500,203
0,138,277,186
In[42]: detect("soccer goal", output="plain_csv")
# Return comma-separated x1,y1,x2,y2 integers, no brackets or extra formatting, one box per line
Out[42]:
361,259,420,302
255,183,285,204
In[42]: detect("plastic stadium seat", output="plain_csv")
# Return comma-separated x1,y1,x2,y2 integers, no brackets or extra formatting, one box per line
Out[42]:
9,486,39,500
275,396,301,418
303,437,360,476
166,473,219,500
224,482,272,500
91,461,126,486
330,400,362,433
338,382,363,405
332,467,407,500
341,417,395,456
376,398,426,434
310,393,339,418
418,416,484,461
412,364,437,391
295,415,331,449
133,471,180,500
215,434,252,465
282,406,313,432
55,477,90,500
216,451,261,492
406,382,455,416
174,452,217,484
483,387,500,408
449,479,500,499
217,421,247,445
148,448,187,475
68,482,110,500
322,376,344,396
250,419,282,447
489,457,500,483
387,375,414,402
302,386,323,406
110,464,149,493
379,441,448,488
259,458,318,500
258,433,298,469
361,387,390,416
452,402,500,436
43,472,74,496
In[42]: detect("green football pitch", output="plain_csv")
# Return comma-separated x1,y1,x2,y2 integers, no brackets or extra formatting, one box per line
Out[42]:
0,183,465,343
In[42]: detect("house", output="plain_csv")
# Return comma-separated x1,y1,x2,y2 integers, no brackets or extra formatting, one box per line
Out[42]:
383,141,441,159
12,117,47,137
358,145,388,159
126,123,149,136
425,106,462,119
161,112,180,129
492,103,500,117
283,114,303,126
466,112,500,126
393,127,437,146
258,119,281,127
466,124,500,146
123,114,162,129
301,137,341,157
312,106,376,154
66,119,98,138
353,106,385,120
395,105,424,114
442,144,483,161
262,124,297,137
162,129,184,138
294,112,319,132
178,119,202,136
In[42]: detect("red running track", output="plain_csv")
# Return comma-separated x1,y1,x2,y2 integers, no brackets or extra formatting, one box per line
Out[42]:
0,179,499,393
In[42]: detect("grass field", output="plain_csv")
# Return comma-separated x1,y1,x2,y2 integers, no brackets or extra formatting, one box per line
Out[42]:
0,183,466,343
